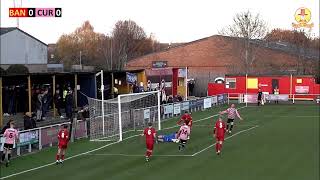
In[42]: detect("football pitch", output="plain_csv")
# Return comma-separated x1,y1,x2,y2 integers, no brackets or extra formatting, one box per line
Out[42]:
0,104,319,180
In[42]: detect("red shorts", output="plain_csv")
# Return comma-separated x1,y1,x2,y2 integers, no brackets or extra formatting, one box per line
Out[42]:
216,135,224,142
146,142,154,151
58,142,68,149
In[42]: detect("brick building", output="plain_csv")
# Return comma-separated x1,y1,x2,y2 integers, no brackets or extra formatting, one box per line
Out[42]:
125,35,319,97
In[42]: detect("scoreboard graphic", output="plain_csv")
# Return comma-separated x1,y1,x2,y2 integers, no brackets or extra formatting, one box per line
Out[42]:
9,8,62,17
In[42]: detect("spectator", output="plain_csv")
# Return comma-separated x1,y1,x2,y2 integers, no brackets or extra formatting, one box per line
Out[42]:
113,87,119,98
79,105,89,119
41,89,49,120
177,95,183,102
273,86,279,104
24,112,37,130
36,90,43,122
139,82,144,92
54,89,63,118
167,96,174,103
188,80,195,96
65,90,73,120
3,86,9,116
161,89,167,104
133,81,139,93
8,86,16,116
147,80,151,92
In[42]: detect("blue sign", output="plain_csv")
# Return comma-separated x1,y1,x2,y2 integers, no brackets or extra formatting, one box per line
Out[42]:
126,73,137,84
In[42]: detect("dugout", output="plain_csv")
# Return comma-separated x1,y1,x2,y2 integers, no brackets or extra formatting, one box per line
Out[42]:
0,72,97,127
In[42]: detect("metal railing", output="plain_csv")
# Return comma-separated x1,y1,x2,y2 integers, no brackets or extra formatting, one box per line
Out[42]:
0,119,87,156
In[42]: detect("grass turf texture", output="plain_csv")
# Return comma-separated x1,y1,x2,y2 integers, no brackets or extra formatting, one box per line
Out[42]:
0,104,319,180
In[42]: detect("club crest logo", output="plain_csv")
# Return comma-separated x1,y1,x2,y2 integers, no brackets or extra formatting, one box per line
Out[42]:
292,7,314,29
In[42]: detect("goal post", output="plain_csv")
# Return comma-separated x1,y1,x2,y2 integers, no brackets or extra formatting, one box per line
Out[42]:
87,90,161,142
117,90,161,141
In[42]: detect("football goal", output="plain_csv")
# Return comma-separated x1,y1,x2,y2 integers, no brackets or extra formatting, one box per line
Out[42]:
86,91,161,142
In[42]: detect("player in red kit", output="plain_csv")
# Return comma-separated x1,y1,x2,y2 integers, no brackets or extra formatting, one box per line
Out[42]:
213,116,226,155
141,122,156,162
177,111,193,139
56,125,70,164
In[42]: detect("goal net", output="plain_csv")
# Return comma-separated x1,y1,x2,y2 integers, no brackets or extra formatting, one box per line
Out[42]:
87,91,161,142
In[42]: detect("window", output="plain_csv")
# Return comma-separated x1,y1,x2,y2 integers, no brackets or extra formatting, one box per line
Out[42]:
226,78,236,89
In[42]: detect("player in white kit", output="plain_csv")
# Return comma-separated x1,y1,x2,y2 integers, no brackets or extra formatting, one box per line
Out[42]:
2,121,19,167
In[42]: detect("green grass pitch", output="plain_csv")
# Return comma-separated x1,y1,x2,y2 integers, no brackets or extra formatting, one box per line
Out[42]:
0,104,319,180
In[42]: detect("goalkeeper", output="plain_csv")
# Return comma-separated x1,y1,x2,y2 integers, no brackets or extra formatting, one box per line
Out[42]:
157,132,179,143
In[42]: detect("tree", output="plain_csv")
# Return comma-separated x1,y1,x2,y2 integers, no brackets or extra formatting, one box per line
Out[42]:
6,65,29,74
219,10,268,73
56,21,106,70
265,29,319,75
111,20,154,70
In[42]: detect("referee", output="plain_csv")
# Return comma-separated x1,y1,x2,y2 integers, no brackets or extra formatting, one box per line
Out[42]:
257,89,263,106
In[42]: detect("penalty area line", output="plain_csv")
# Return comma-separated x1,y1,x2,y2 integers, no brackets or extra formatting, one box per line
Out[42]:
191,125,259,156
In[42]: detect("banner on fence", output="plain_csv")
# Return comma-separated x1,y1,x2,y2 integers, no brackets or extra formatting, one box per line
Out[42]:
75,121,87,139
245,94,258,103
181,102,189,111
174,103,181,115
217,94,224,103
204,98,212,109
295,86,309,94
164,104,173,114
212,96,218,104
144,109,150,119
189,100,196,109
18,130,39,147
196,99,203,107
41,126,60,146
265,94,289,101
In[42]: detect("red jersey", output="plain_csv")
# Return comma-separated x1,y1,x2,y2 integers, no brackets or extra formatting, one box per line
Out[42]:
214,120,226,137
58,129,69,145
177,114,192,125
143,127,156,144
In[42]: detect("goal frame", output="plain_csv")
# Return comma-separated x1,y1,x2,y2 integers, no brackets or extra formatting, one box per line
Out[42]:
117,90,161,141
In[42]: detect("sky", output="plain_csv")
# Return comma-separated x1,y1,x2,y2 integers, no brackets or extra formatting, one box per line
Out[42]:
1,0,319,44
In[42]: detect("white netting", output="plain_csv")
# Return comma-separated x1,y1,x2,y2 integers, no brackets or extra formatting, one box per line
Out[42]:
87,91,160,142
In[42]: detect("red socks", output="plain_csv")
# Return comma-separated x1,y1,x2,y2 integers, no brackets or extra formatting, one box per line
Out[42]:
215,143,223,152
145,151,152,157
56,154,65,160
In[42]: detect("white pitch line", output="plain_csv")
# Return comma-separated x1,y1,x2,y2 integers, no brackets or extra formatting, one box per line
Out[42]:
191,125,259,156
263,115,320,118
1,106,246,180
86,153,193,157
193,124,258,127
